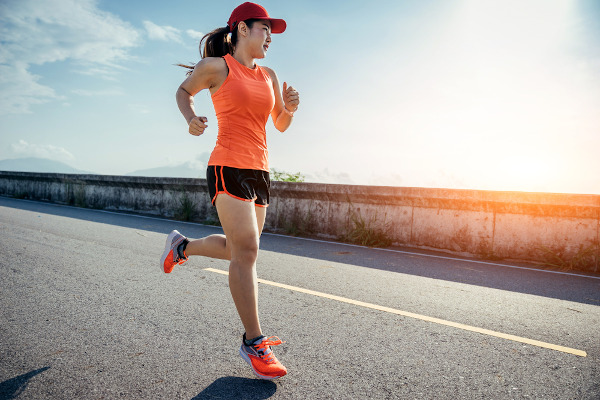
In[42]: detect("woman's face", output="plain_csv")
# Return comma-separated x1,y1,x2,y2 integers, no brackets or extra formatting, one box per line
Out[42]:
245,20,272,59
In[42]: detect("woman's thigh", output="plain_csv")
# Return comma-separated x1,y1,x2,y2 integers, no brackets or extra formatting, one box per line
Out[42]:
215,194,260,255
255,205,267,236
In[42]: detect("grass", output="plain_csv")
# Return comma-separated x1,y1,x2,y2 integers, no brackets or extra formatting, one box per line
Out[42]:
13,191,29,200
175,191,198,222
340,208,392,248
280,206,314,236
203,206,221,226
538,243,600,273
74,185,86,208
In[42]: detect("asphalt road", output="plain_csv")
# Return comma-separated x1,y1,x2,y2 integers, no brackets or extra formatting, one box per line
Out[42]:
1,196,599,399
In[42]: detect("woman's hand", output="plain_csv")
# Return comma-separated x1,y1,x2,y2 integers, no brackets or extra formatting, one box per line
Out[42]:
188,116,208,136
282,82,299,113
264,66,297,132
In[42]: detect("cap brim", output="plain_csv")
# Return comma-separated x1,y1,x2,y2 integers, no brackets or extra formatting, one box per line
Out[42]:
268,18,286,34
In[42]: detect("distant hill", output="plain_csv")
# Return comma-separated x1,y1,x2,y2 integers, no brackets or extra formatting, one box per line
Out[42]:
0,157,91,174
0,157,206,178
125,162,204,178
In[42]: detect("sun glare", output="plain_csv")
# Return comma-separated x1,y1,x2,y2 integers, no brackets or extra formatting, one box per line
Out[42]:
491,155,556,192
402,0,587,193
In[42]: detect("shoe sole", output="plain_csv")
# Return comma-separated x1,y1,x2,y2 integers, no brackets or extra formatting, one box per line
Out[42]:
159,230,180,273
239,347,286,380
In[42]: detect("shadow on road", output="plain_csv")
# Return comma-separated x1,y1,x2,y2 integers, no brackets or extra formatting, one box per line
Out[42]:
2,197,599,306
0,366,50,399
191,376,277,399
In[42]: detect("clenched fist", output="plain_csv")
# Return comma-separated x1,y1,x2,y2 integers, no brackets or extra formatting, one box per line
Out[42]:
282,82,299,113
188,116,208,136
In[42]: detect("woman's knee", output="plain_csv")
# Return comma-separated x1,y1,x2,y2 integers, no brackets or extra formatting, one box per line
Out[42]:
230,238,259,265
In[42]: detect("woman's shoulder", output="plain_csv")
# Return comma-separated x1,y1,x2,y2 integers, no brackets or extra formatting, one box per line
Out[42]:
260,65,277,81
194,56,227,74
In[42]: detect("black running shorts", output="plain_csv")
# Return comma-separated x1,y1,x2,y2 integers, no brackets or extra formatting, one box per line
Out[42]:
207,165,270,207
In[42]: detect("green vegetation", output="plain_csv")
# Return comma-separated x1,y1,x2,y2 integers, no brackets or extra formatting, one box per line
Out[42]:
340,207,392,248
175,191,198,222
271,169,305,182
476,242,501,261
538,243,600,273
65,181,86,207
204,206,221,226
279,206,314,236
14,191,29,200
74,184,86,208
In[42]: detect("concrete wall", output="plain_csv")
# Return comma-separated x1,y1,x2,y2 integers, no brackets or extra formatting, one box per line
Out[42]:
1,171,599,270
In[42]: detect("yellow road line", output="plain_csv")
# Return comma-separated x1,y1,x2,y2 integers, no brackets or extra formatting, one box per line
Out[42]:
204,268,587,357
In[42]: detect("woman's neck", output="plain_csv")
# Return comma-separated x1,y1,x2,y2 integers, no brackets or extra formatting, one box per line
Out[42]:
232,48,256,69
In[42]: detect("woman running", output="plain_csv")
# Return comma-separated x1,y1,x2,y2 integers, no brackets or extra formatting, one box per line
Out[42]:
159,2,299,380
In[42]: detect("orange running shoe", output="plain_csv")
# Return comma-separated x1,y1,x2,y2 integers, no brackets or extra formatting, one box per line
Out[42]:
159,230,188,273
239,335,287,380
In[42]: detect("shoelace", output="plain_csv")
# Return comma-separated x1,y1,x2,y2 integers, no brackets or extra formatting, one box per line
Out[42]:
254,336,285,364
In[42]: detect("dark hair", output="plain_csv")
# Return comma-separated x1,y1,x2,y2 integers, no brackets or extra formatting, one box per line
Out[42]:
177,19,258,76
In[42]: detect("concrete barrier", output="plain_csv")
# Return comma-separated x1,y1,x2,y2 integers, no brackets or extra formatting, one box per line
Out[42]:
1,171,598,271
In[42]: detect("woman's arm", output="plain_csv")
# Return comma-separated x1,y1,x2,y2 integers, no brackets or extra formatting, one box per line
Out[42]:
264,67,299,132
176,57,227,136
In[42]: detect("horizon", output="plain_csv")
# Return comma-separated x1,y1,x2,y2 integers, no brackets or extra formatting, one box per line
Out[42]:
1,0,599,195
2,155,600,196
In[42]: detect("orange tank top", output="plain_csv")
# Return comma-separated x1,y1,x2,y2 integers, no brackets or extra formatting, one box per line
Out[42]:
208,53,275,171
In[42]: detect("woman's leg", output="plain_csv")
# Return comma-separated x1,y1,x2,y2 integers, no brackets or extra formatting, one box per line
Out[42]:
213,194,263,339
185,233,230,260
180,204,266,260
254,205,267,236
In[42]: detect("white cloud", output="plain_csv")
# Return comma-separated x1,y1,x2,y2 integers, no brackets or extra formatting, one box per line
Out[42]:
11,140,75,162
0,63,61,114
72,88,124,97
0,0,141,114
186,29,205,40
144,21,182,43
75,66,123,81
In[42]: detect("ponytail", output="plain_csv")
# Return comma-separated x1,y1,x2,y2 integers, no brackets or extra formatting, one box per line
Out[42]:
177,19,258,76
202,26,234,58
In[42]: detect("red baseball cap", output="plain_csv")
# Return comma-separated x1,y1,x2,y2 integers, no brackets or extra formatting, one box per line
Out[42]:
227,2,287,34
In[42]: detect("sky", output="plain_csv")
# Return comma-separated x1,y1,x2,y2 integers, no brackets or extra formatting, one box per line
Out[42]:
1,0,599,194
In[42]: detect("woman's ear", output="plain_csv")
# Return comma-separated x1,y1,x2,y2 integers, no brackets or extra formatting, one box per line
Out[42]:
238,21,248,37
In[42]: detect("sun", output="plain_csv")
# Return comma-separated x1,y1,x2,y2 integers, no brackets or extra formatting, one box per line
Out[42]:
405,0,585,193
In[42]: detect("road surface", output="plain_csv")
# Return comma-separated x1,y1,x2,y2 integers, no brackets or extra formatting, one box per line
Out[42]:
1,196,599,399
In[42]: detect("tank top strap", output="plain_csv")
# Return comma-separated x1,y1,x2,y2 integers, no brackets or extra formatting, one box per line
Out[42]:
223,53,241,79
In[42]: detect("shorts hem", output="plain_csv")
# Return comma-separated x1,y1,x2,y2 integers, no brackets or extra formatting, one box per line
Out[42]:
212,191,254,205
212,191,269,207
